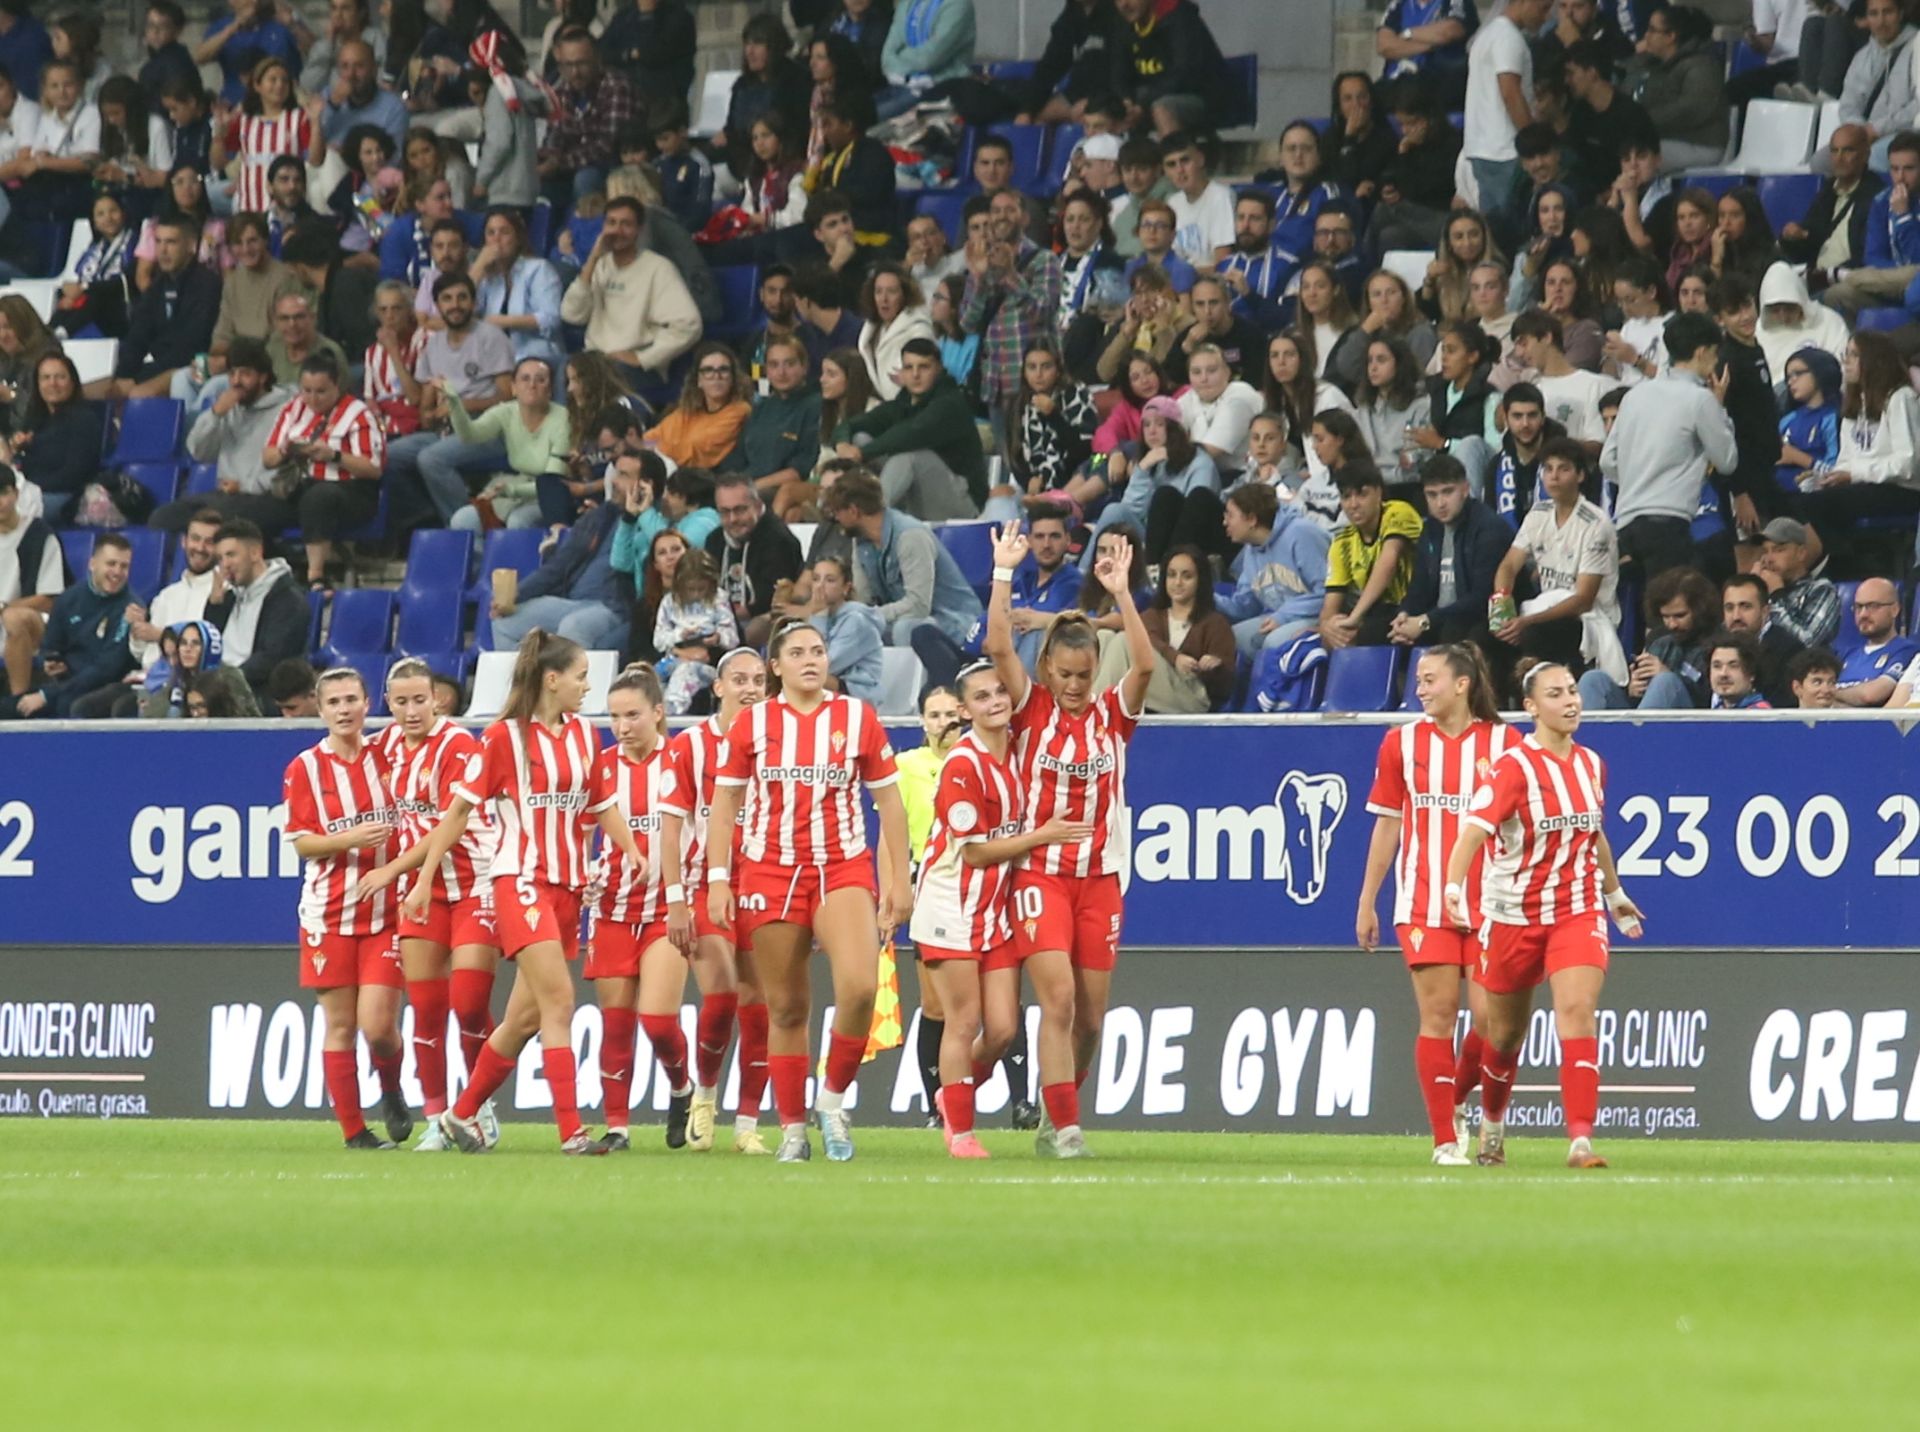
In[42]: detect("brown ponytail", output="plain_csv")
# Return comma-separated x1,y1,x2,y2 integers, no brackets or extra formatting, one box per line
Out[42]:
1037,610,1100,684
500,628,583,724
609,664,665,706
1426,642,1502,725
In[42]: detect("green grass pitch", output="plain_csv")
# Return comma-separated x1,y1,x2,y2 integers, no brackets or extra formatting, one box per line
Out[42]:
3,1121,1917,1430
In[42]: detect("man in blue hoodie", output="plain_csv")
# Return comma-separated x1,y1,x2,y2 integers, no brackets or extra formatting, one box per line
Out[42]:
8,533,137,719
1217,482,1331,659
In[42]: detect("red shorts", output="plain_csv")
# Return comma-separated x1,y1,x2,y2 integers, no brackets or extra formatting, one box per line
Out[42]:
298,928,403,990
1395,923,1478,969
583,917,672,980
490,875,584,961
694,901,738,945
1476,917,1610,995
1010,870,1123,972
731,856,876,941
399,892,498,950
918,939,1017,968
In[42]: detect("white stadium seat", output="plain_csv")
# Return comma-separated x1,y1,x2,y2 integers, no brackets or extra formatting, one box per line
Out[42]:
694,69,738,138
1815,99,1843,157
59,222,90,281
876,647,925,717
1382,250,1430,291
1721,99,1817,175
787,522,817,553
0,278,59,321
581,649,618,715
466,651,515,718
65,338,118,387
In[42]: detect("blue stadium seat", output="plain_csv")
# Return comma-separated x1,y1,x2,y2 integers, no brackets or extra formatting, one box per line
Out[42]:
1218,55,1259,131
185,460,219,496
1855,307,1908,333
455,210,487,245
58,530,92,581
327,650,390,716
1322,645,1406,713
107,398,185,466
468,527,548,608
1729,39,1766,77
526,200,553,256
979,59,1037,85
1757,173,1821,235
396,585,464,656
1686,172,1742,199
402,528,474,598
935,521,997,598
322,589,395,662
707,265,760,342
565,215,604,263
1834,579,1864,653
67,529,167,596
960,126,1048,191
1046,123,1085,193
123,462,181,509
120,529,166,597
1402,656,1426,711
915,189,965,243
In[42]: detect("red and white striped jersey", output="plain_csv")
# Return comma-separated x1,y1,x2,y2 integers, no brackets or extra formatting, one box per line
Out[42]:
1009,684,1138,877
1366,718,1517,928
475,716,598,887
266,393,386,483
717,694,899,866
378,719,497,903
659,714,732,887
587,743,673,923
283,738,395,937
233,107,313,214
364,329,428,405
910,733,1022,952
1467,737,1609,927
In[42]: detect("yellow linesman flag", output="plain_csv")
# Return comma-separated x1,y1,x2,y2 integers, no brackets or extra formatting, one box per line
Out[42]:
865,937,904,1061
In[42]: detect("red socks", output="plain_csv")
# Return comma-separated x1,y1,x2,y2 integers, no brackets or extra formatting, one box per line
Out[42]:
1041,1081,1080,1132
696,992,738,1089
1453,1027,1486,1105
370,1046,402,1105
600,1008,638,1129
449,968,496,1075
942,1079,977,1137
454,1041,514,1121
639,1012,691,1093
1560,1036,1600,1141
1414,1036,1457,1146
1481,1044,1520,1124
823,1030,865,1095
543,1047,582,1142
769,1053,809,1125
408,978,450,1115
736,1003,770,1115
323,1049,365,1138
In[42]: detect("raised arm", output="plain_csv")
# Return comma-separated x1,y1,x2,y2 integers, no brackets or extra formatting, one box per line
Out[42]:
1095,533,1154,715
984,521,1033,710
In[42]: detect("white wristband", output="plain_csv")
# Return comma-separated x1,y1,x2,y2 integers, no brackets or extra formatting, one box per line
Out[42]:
992,566,1016,583
707,866,730,885
665,884,685,904
1444,882,1464,902
1606,886,1633,912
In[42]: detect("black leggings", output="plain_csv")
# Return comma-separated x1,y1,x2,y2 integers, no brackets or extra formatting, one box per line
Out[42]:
1144,486,1228,566
1800,482,1920,573
151,490,296,534
295,479,380,542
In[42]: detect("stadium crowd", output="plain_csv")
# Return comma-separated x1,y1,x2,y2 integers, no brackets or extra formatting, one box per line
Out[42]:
1,0,1918,725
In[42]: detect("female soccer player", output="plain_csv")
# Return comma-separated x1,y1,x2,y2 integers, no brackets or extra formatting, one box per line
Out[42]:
660,647,773,1154
911,660,1092,1158
282,666,408,1149
584,667,696,1151
1445,662,1645,1170
982,522,1154,1159
356,658,503,1153
705,621,912,1164
413,631,648,1155
1356,645,1514,1166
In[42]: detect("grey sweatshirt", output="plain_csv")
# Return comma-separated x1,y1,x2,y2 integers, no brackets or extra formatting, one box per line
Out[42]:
1838,26,1919,133
1599,368,1738,526
185,384,296,494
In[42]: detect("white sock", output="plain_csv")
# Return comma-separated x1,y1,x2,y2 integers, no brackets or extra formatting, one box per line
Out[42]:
735,1114,757,1135
696,1084,717,1100
816,1087,845,1114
